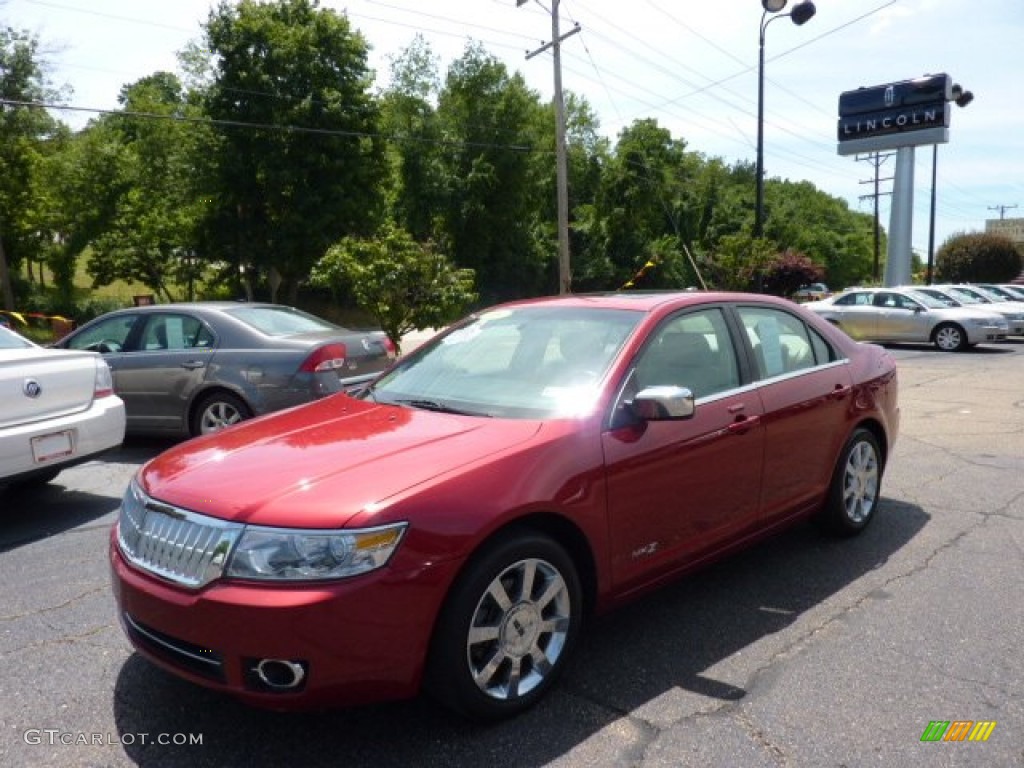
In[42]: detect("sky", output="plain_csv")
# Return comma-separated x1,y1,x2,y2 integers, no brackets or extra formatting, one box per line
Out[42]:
5,0,1024,263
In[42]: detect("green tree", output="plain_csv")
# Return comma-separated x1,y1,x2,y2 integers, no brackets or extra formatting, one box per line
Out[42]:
936,231,1023,282
311,225,476,352
703,234,776,291
201,0,387,302
0,26,63,309
83,73,210,301
379,36,446,243
436,44,549,302
578,119,701,291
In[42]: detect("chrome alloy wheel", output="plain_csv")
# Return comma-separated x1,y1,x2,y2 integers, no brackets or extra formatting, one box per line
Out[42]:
199,400,245,433
465,557,572,701
843,438,879,524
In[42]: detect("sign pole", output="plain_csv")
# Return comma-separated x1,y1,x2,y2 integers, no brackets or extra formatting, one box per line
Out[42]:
883,146,915,287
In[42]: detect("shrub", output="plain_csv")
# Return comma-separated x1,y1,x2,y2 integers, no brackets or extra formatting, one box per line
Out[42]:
935,232,1022,282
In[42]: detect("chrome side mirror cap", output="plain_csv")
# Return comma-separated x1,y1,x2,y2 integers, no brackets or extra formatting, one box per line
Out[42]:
631,385,695,421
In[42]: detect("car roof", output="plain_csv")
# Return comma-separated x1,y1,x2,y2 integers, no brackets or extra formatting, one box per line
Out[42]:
108,301,281,313
488,291,798,314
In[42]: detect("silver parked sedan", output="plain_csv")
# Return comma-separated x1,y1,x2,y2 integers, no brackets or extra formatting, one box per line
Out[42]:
804,288,1008,351
912,285,1024,336
53,303,395,436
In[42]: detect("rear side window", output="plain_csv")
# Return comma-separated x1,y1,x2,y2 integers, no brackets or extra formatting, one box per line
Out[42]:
139,314,216,350
737,306,836,379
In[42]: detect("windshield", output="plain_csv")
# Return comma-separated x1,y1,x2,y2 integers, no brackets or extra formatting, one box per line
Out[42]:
908,291,954,309
0,325,33,349
363,305,642,419
943,287,988,305
964,285,1004,302
225,305,340,336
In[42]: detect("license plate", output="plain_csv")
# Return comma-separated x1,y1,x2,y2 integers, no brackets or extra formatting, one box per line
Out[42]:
31,430,75,463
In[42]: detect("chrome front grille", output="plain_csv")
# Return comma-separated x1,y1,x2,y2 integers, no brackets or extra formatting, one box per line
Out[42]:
118,481,243,589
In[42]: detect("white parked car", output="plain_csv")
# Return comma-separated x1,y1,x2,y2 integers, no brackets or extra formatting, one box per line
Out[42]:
1,325,126,487
912,285,1024,336
804,287,1008,351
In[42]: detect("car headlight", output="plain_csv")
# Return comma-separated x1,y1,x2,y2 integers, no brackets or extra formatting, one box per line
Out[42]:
225,523,407,581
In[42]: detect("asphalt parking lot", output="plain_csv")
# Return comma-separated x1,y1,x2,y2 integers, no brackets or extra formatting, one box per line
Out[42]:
1,340,1022,768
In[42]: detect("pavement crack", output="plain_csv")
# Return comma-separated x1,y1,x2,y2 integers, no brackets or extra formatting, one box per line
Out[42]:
0,584,107,623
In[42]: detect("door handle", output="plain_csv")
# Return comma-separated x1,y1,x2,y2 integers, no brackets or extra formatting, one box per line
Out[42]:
181,361,206,370
727,415,760,435
828,384,852,400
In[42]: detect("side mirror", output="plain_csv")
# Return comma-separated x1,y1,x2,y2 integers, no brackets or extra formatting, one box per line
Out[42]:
631,385,695,421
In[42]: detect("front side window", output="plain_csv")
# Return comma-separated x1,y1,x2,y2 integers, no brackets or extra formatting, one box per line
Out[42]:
633,308,740,399
737,306,835,379
65,314,138,353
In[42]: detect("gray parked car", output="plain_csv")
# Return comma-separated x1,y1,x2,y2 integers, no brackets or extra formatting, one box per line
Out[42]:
53,303,395,436
804,288,1008,351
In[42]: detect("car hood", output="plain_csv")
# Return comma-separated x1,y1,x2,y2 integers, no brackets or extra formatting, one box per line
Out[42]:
139,396,542,528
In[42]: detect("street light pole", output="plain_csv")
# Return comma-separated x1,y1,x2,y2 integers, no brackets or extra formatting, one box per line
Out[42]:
755,0,816,243
926,83,973,285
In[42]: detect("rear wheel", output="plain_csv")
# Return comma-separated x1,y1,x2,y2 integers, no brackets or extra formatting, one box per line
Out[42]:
426,530,582,721
932,323,967,352
190,392,252,436
821,428,882,536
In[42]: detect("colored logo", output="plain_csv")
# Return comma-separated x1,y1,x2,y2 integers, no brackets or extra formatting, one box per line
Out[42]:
920,720,996,742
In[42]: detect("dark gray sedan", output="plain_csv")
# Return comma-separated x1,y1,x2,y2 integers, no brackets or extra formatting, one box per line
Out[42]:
53,303,394,436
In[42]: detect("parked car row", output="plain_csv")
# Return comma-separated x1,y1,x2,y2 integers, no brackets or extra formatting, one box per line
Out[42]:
2,302,395,488
803,284,1024,351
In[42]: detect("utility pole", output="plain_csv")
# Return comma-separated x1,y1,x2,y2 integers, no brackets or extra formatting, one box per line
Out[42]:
857,152,894,282
988,204,1019,220
519,0,580,295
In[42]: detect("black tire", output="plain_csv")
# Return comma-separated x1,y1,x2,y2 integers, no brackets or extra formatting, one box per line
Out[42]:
190,391,252,437
821,428,882,536
932,322,967,352
425,530,582,722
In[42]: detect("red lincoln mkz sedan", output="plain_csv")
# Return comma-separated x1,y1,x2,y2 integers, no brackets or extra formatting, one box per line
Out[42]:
110,292,899,721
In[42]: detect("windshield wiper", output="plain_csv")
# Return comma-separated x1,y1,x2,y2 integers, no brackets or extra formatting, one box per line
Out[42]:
395,398,491,417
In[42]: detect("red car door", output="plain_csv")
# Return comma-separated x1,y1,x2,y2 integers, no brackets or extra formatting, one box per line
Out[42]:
602,307,766,595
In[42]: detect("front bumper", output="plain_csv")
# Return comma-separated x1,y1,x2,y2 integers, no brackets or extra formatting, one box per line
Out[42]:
110,527,459,710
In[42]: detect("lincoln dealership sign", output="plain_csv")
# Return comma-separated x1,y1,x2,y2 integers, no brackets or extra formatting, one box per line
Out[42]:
837,74,952,156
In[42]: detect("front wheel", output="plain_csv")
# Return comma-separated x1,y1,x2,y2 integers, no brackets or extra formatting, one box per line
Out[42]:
821,428,882,536
426,530,582,721
190,392,252,436
932,323,967,352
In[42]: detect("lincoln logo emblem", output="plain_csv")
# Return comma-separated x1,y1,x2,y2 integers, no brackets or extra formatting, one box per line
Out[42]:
23,379,42,398
884,85,895,107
